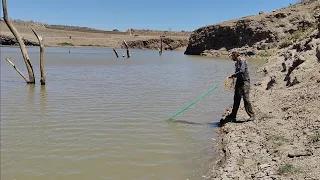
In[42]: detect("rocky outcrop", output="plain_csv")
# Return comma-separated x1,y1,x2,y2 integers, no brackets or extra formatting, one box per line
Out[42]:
0,35,39,46
121,38,188,50
185,20,276,55
185,2,318,55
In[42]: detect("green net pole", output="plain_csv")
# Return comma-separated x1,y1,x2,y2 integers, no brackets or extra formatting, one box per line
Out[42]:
166,85,218,121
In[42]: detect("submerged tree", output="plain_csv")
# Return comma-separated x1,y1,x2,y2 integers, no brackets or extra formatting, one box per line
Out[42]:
2,0,46,85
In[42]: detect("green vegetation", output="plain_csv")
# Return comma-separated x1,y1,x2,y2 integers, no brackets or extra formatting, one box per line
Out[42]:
59,42,74,46
310,132,320,143
279,39,293,49
279,23,317,48
278,164,301,175
258,50,273,57
268,135,290,147
292,25,317,42
112,29,119,32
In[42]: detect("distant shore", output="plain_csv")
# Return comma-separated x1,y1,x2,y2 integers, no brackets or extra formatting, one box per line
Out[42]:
0,20,190,52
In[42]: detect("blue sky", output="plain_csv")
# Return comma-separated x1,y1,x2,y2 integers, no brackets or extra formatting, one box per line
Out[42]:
1,0,299,31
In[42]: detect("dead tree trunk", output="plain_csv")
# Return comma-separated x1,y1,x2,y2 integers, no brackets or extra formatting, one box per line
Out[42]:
159,36,163,56
123,40,130,58
2,0,35,83
31,27,46,85
113,48,119,58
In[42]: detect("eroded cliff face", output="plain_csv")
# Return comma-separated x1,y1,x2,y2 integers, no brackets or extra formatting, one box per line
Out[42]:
185,2,319,55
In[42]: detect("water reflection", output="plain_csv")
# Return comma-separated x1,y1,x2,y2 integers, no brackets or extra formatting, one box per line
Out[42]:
40,85,47,111
27,84,35,104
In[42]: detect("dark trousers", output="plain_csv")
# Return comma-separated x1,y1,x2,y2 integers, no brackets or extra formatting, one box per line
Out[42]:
231,81,255,118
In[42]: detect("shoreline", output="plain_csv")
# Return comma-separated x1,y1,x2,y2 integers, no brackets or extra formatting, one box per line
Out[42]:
0,44,187,52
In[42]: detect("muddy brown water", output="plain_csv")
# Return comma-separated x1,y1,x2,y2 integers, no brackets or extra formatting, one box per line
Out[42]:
0,47,263,180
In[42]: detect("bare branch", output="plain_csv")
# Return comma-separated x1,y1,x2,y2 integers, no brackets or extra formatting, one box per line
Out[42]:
113,48,119,58
6,57,29,83
123,40,130,58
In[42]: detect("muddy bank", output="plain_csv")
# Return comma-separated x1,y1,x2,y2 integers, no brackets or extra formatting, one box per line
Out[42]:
199,1,320,179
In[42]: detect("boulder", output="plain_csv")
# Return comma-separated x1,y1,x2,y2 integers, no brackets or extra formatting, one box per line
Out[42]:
316,46,320,62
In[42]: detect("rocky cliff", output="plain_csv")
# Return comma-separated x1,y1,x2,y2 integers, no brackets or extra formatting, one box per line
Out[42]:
185,2,320,56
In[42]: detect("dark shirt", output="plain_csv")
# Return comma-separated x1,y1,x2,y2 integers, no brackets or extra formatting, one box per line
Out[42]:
234,57,250,85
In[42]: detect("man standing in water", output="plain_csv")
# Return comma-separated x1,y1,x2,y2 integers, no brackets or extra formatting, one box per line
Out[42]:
224,52,255,122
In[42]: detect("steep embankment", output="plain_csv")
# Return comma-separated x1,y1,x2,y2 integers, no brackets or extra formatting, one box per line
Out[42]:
185,2,318,57
196,1,320,180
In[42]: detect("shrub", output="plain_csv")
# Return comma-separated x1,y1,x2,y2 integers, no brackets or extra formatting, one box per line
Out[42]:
59,42,74,46
278,164,301,175
279,39,293,48
258,50,273,57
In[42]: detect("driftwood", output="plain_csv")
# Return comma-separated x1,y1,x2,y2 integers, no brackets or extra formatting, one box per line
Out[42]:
31,27,46,85
6,57,28,82
113,48,119,58
2,0,35,83
123,40,130,58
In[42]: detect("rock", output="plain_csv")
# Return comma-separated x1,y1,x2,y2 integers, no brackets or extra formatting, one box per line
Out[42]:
292,55,306,69
0,35,39,46
318,17,320,37
274,12,287,18
259,164,271,169
305,43,313,51
259,11,265,15
286,55,306,80
287,77,300,87
288,149,313,158
281,62,287,72
316,46,320,62
266,76,276,90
